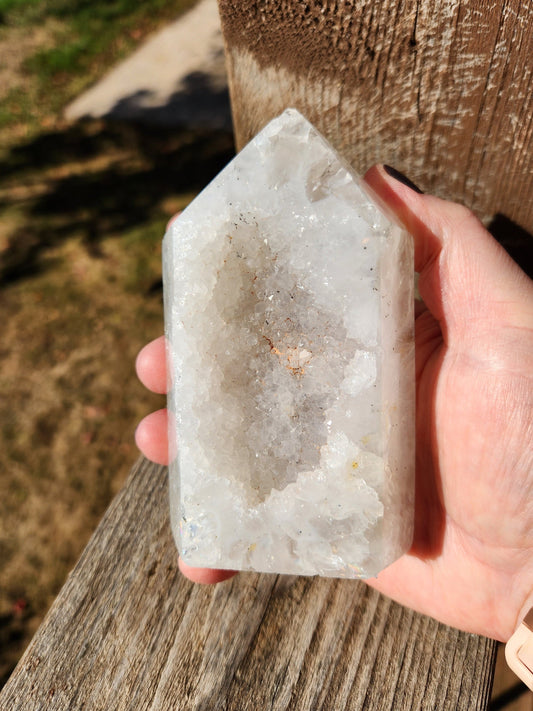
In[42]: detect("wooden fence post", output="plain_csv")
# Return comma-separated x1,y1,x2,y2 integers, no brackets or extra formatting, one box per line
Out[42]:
218,0,533,231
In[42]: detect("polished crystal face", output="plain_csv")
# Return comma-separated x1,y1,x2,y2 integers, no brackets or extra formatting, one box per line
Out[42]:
163,109,414,578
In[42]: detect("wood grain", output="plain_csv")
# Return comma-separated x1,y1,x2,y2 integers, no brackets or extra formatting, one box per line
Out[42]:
0,457,497,710
218,0,533,232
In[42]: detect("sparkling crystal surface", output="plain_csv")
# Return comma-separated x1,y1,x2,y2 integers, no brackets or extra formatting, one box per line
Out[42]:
163,109,414,578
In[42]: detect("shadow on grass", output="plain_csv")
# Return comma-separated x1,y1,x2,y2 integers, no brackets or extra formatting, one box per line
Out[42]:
0,73,234,285
2,65,531,287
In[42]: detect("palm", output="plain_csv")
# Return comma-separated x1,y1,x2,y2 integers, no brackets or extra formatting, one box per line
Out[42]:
369,219,533,641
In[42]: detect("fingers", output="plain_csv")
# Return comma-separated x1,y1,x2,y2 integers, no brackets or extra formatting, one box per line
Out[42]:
178,558,238,584
363,165,533,344
166,211,182,231
135,409,169,465
136,336,167,394
139,214,237,586
135,397,237,584
135,406,238,583
363,165,442,276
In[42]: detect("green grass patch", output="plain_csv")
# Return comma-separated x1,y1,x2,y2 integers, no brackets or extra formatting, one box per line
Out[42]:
0,86,32,129
25,36,91,79
0,0,40,24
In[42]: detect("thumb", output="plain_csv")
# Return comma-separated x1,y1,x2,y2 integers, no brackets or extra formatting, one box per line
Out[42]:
362,165,533,349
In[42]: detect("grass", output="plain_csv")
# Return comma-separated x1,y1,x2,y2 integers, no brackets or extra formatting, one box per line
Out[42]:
0,0,234,686
0,0,197,141
22,0,193,79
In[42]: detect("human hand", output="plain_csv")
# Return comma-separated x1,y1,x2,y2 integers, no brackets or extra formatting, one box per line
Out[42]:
136,164,533,640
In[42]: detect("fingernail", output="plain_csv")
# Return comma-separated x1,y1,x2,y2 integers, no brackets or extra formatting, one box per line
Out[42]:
383,165,424,194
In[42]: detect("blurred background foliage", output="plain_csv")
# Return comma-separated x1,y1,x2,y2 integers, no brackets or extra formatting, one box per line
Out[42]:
0,0,233,685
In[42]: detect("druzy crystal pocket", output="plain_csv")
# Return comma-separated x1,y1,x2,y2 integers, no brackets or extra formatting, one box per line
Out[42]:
163,109,414,578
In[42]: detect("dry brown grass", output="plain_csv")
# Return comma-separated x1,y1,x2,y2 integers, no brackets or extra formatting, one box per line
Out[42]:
0,119,235,684
0,202,166,684
0,0,234,681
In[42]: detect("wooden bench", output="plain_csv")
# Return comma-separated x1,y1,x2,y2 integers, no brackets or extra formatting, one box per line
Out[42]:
2,1,530,707
0,458,497,710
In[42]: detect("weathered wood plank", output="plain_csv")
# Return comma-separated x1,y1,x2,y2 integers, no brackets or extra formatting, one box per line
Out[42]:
0,457,497,710
218,0,533,232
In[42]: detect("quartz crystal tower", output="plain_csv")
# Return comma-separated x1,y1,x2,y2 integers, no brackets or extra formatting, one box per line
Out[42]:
163,109,414,579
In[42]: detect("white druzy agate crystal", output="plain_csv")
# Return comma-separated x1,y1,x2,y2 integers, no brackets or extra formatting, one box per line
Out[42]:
163,109,414,579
